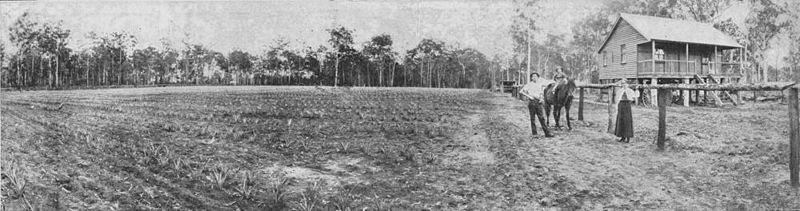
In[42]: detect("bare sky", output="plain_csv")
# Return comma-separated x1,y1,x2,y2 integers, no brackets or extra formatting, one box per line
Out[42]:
0,0,610,58
0,0,507,56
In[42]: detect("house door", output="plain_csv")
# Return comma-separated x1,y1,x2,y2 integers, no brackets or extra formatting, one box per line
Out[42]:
701,64,708,75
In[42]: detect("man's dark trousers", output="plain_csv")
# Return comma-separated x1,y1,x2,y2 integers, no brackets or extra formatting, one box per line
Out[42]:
528,99,552,136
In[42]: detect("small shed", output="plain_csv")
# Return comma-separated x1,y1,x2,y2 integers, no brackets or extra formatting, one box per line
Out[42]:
501,80,517,93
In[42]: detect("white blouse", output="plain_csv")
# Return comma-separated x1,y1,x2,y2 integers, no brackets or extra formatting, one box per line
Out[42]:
615,87,640,102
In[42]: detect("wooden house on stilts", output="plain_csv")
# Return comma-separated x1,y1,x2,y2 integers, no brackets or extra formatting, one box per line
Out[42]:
597,13,744,106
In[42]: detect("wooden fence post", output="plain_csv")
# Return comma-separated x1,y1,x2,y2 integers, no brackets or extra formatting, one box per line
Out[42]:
682,78,689,106
608,87,618,134
737,91,743,105
788,87,799,187
651,78,658,107
657,88,669,151
579,88,585,121
695,90,699,104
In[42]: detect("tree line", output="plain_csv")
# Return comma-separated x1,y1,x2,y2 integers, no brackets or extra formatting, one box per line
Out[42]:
5,1,797,90
0,12,501,90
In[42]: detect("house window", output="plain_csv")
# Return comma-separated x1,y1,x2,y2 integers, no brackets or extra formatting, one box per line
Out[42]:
603,51,607,66
610,51,614,63
620,44,626,64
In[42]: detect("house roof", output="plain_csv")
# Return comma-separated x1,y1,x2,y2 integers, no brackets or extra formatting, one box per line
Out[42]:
598,13,743,53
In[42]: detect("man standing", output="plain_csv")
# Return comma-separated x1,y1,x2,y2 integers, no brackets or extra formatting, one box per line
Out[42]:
519,73,554,137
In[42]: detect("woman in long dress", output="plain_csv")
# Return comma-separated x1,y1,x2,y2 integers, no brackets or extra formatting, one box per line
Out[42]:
615,80,639,143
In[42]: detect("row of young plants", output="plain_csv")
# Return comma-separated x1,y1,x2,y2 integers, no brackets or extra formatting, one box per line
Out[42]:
1,88,492,210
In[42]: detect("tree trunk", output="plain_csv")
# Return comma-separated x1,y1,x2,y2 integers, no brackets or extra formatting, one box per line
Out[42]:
335,55,340,87
462,65,466,88
16,56,20,88
458,60,466,88
48,57,53,88
435,62,439,87
55,52,60,87
439,64,442,88
133,56,137,86
105,61,109,85
420,58,425,87
390,64,397,86
536,49,542,76
427,58,432,87
543,55,550,79
491,63,496,90
527,34,531,84
402,62,406,87
85,59,89,86
429,59,433,88
118,51,123,86
762,61,768,82
39,56,44,87
15,56,20,88
391,61,395,87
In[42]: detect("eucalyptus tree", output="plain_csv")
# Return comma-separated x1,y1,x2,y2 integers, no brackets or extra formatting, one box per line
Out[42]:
9,12,42,87
744,0,790,82
363,34,394,86
133,46,160,85
326,26,356,87
228,50,253,85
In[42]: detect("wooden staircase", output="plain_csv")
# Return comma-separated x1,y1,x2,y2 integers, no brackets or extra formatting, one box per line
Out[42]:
707,76,741,106
694,74,740,106
694,74,723,106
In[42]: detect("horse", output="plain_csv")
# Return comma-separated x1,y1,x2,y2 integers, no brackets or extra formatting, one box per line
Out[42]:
544,78,576,130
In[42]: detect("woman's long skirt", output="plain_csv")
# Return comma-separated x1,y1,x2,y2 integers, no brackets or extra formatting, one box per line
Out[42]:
615,100,634,138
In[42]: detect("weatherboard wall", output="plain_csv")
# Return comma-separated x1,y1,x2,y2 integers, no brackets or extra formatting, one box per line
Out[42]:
598,19,648,80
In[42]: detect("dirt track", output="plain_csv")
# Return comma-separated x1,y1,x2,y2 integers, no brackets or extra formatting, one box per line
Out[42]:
475,91,800,210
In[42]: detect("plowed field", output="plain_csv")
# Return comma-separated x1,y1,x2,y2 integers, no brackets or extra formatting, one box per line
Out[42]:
2,86,799,210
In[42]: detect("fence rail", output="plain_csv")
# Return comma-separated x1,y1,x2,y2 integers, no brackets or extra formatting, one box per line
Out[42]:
576,82,795,91
561,82,800,187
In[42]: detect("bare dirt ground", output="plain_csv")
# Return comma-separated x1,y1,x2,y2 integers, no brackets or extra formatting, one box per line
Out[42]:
2,86,800,210
484,92,800,210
